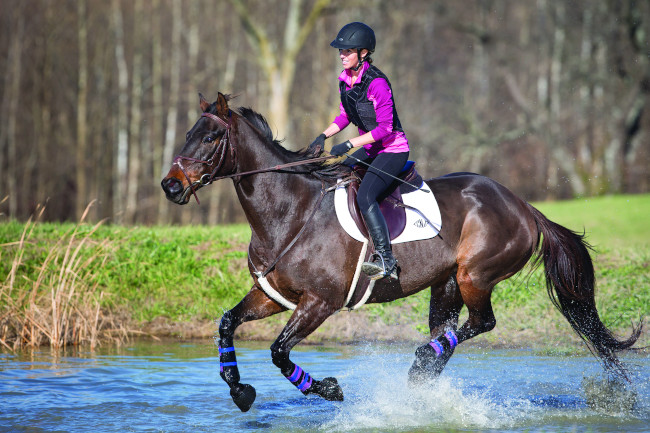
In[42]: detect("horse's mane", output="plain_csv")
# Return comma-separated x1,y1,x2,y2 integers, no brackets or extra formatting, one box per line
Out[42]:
236,107,284,147
235,106,351,180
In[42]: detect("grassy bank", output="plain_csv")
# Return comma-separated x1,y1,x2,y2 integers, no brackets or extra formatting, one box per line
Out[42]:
1,195,648,349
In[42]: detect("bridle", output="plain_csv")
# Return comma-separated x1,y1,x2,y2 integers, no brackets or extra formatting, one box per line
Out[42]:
172,111,334,204
172,112,233,204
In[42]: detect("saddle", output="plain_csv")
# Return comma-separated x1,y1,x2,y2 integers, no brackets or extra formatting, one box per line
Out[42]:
347,161,424,240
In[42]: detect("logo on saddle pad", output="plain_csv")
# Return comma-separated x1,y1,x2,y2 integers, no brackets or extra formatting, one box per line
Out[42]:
334,177,442,244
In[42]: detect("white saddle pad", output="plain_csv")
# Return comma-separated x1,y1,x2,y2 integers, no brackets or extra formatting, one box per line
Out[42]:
334,181,442,244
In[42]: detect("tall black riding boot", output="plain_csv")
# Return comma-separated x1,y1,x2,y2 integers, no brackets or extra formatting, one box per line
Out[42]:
361,203,398,280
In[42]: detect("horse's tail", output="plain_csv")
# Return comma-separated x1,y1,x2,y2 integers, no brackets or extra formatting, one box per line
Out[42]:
528,204,642,379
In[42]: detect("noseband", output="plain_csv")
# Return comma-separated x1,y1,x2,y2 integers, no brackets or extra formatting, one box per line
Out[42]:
173,112,233,204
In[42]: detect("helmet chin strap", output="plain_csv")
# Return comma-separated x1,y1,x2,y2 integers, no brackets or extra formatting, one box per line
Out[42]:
352,48,365,71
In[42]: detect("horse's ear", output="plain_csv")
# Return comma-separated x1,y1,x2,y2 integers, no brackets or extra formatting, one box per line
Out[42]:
215,92,230,116
199,93,210,112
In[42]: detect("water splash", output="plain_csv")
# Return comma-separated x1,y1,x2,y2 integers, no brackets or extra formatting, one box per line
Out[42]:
332,377,522,431
322,347,521,431
582,375,638,414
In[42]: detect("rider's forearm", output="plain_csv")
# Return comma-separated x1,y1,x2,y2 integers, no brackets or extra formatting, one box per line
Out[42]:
348,131,376,148
323,123,341,138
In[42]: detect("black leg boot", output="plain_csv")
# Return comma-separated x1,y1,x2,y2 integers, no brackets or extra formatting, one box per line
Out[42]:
361,203,398,280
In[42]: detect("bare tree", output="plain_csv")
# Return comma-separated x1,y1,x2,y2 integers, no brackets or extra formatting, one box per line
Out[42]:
158,0,183,224
76,0,89,220
125,0,145,224
0,4,25,218
228,0,332,147
111,0,130,223
150,0,165,222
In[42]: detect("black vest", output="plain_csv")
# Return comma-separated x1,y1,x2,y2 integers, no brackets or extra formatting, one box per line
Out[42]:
339,65,404,134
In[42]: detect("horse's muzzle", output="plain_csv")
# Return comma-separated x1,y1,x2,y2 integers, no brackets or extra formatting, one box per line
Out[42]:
161,177,189,204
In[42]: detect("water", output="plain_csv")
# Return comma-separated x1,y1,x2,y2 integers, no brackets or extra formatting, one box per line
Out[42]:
1,340,648,433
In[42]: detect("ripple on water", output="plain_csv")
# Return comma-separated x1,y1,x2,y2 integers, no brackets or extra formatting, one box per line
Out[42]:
155,404,191,414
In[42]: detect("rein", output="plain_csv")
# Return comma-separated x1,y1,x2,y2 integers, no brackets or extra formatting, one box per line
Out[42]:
210,155,336,183
173,111,336,204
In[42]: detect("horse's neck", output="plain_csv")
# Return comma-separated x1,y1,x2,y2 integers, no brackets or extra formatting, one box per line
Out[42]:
232,125,323,248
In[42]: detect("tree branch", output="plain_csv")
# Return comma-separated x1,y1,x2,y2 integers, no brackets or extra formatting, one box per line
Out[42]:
227,0,277,76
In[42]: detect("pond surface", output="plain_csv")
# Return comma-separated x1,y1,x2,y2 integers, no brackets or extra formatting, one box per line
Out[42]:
0,340,648,433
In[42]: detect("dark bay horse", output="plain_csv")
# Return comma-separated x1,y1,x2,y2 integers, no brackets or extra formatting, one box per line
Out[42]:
161,93,641,412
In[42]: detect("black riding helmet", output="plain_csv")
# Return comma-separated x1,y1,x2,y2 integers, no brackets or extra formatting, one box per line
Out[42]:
330,22,376,52
331,22,376,71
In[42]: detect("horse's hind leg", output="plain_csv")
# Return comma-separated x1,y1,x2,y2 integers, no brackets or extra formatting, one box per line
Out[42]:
450,202,535,347
409,275,464,384
218,287,285,412
454,269,497,344
270,293,344,401
451,277,506,362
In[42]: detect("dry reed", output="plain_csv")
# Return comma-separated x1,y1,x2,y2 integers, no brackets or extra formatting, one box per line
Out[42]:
0,202,128,350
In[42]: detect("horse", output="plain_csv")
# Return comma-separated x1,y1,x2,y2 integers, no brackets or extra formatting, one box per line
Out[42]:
161,93,642,412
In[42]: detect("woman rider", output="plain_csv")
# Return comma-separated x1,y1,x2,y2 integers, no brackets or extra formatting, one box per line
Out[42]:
311,22,409,280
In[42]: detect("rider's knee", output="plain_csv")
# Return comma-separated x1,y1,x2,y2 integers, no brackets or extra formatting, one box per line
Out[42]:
356,194,372,213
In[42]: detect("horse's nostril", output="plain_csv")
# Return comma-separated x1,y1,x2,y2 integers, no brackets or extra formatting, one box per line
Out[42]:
162,177,183,195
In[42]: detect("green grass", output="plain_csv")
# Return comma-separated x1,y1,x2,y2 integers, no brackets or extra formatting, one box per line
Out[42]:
534,194,650,252
1,194,648,347
1,222,252,325
93,224,252,321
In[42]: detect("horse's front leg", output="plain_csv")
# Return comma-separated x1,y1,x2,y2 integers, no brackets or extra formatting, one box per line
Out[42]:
218,287,285,412
409,275,464,385
270,292,344,402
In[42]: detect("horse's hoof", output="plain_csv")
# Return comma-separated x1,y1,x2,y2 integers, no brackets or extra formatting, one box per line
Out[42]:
408,344,453,387
407,363,426,387
230,383,256,412
408,361,440,387
315,377,344,401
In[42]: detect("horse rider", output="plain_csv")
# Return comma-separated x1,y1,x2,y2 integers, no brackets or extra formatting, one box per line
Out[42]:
311,22,410,280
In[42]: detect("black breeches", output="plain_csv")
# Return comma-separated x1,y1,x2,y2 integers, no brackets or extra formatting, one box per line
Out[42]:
349,150,409,213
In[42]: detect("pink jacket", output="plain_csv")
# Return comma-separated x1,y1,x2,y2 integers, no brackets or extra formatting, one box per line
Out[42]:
333,62,409,157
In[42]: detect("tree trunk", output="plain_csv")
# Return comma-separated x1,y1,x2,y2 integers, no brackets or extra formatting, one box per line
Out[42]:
125,0,145,224
182,0,201,225
617,0,649,192
0,4,25,218
151,0,165,223
209,5,241,226
158,0,183,224
111,0,130,223
546,1,585,197
76,0,89,220
90,5,115,223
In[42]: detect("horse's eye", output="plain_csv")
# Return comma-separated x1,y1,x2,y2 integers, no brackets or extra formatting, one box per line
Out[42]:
203,135,215,144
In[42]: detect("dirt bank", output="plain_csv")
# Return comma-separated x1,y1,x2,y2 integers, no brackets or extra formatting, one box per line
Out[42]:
138,307,630,351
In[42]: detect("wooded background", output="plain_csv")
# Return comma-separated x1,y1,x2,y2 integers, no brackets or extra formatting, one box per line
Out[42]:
1,0,648,225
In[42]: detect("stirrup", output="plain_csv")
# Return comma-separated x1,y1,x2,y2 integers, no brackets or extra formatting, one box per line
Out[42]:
361,253,398,281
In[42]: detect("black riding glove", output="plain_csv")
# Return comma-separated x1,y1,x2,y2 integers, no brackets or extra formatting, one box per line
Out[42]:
309,133,327,154
330,140,353,156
